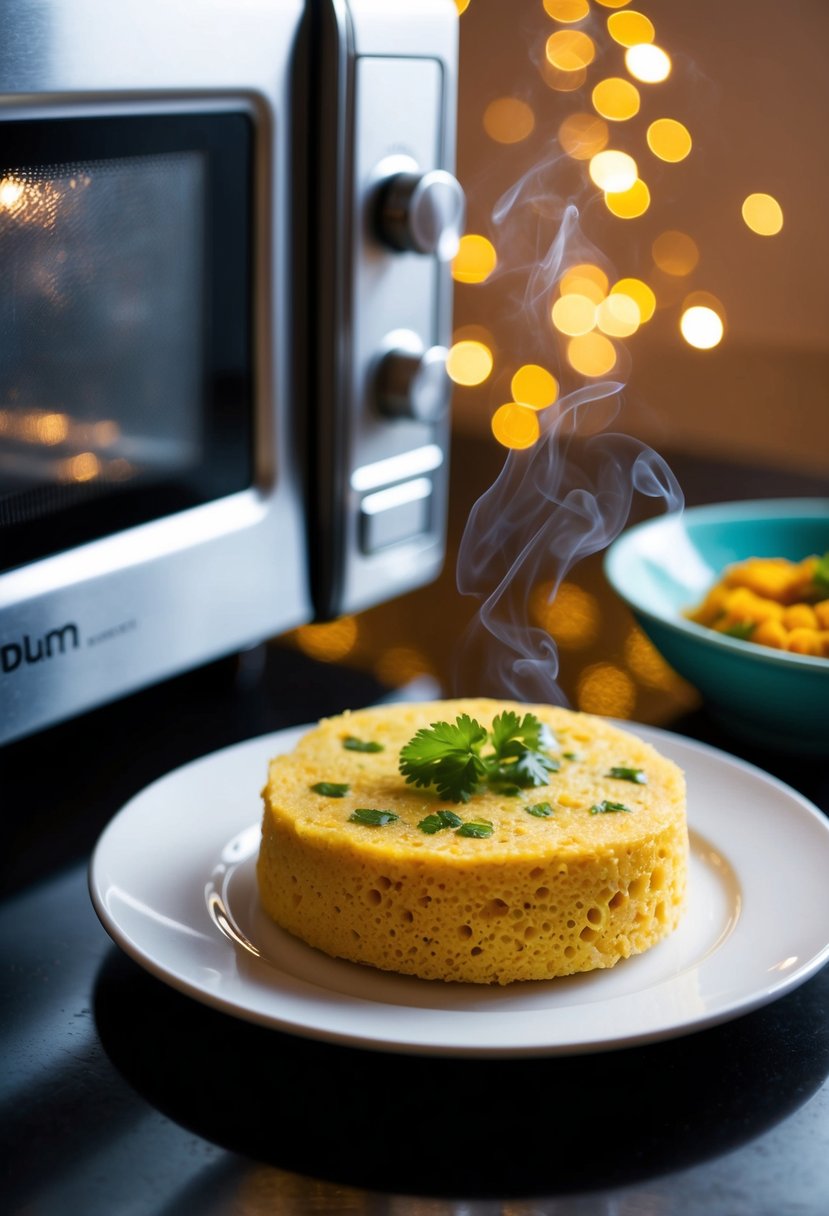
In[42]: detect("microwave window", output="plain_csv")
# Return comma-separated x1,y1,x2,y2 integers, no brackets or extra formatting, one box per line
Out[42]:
0,112,253,573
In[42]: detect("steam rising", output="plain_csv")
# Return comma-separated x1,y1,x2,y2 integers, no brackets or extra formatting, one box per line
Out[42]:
453,201,683,705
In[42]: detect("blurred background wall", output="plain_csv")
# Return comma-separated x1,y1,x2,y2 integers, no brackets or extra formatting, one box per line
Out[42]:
451,0,829,474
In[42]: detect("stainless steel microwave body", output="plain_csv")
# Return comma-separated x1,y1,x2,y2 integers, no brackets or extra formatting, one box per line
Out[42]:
0,0,462,744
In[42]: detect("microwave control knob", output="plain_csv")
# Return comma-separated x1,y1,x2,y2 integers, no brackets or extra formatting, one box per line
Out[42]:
377,169,465,261
376,334,452,424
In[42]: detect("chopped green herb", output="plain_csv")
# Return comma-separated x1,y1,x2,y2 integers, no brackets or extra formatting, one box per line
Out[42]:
590,800,632,815
399,710,558,802
813,552,829,596
562,751,580,761
456,819,494,839
348,808,399,826
490,783,522,797
342,736,385,753
311,781,350,797
418,809,464,835
723,620,756,640
526,802,554,818
607,766,648,785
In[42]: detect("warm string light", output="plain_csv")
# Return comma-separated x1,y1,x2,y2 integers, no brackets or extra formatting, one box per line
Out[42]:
293,617,359,662
545,29,596,72
451,233,497,284
446,339,493,386
483,97,536,144
530,580,600,648
511,364,559,409
591,77,640,121
543,0,591,22
647,118,692,163
441,0,776,713
742,192,784,236
451,0,785,448
607,10,655,48
625,43,671,83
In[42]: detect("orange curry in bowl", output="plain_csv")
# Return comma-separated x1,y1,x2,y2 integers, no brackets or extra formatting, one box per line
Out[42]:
686,554,829,658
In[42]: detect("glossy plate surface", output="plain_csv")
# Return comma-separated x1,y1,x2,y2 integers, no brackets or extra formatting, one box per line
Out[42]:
90,723,829,1056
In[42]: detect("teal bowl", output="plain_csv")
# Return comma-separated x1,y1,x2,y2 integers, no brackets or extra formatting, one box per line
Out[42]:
604,499,829,755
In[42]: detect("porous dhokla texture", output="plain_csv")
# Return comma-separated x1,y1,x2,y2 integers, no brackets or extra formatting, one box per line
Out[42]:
257,699,688,985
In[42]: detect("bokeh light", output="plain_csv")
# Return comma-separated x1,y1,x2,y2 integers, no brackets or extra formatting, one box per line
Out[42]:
611,277,656,322
589,149,638,193
560,262,610,301
680,303,724,350
452,233,497,283
375,646,436,687
594,0,634,8
552,292,598,336
591,77,641,121
607,10,655,46
446,340,494,386
491,402,541,449
604,177,650,218
546,29,596,71
567,332,618,376
455,0,471,13
93,419,121,448
543,63,588,92
624,627,690,693
543,0,590,20
741,192,784,236
625,44,671,83
558,112,610,160
511,364,559,409
0,178,24,209
67,452,101,482
294,617,359,662
652,229,699,275
37,412,70,445
530,580,601,648
483,97,536,144
576,662,636,717
646,118,692,162
596,292,641,337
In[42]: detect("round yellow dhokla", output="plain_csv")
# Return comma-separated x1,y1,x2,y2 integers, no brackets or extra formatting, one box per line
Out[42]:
257,699,688,985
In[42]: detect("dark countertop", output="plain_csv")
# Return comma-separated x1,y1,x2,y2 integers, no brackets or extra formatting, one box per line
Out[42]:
2,446,829,1215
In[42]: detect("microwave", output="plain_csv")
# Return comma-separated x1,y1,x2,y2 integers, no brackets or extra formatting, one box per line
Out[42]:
0,0,463,744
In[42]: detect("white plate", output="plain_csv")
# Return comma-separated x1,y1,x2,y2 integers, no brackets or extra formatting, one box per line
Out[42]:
89,722,829,1057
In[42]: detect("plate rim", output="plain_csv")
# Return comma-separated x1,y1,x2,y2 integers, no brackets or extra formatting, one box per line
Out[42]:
89,720,829,1057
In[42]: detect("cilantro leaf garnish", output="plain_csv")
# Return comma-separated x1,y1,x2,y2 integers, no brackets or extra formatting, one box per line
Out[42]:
418,809,464,834
813,551,829,596
399,714,489,802
490,710,547,759
456,819,494,839
348,808,399,826
311,781,350,797
343,736,385,753
724,621,756,640
400,710,559,802
509,749,560,788
590,800,632,815
607,766,647,785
